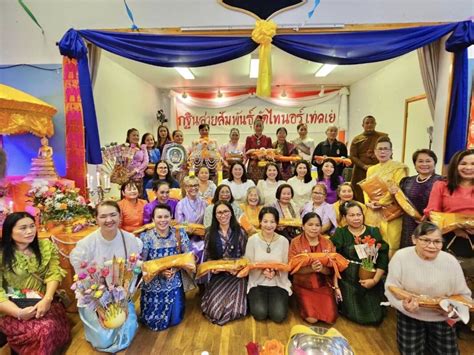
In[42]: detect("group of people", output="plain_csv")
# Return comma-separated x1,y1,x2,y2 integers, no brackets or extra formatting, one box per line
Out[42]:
0,115,472,355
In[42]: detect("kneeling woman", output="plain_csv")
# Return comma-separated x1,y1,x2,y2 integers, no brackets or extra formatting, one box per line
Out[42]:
201,201,247,325
245,207,292,323
332,201,389,325
289,212,339,324
385,222,471,355
140,204,191,331
0,212,71,355
70,201,143,353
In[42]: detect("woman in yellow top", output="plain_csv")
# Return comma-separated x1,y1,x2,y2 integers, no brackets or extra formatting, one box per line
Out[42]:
333,182,367,227
364,137,408,256
239,187,263,235
0,212,70,354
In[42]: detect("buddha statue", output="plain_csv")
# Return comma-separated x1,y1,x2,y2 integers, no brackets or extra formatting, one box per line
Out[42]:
24,137,59,181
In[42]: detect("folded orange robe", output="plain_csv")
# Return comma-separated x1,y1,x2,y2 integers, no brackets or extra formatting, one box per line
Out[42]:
388,286,474,312
142,252,196,283
237,261,291,278
313,155,352,166
196,258,249,278
289,252,349,279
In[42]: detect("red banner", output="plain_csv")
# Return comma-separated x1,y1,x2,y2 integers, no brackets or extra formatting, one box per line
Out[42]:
62,57,87,195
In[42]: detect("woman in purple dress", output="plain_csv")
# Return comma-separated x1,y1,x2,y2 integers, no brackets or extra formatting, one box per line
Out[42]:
200,201,247,325
397,149,442,248
317,158,344,204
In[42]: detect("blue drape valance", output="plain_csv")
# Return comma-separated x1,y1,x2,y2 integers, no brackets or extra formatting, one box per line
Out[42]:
58,21,473,165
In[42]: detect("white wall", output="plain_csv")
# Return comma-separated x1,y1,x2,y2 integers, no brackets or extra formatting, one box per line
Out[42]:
0,0,471,64
348,51,426,169
93,52,161,145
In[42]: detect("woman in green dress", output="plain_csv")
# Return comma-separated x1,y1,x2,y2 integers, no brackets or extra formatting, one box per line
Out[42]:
332,201,389,325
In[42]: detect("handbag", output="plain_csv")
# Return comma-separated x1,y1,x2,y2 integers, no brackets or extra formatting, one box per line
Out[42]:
9,297,41,309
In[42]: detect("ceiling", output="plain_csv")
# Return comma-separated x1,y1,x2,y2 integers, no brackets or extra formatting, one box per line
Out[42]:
103,46,397,90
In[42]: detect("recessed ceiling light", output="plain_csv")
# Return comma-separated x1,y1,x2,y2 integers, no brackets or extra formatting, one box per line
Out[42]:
249,55,259,79
315,64,337,77
175,67,195,80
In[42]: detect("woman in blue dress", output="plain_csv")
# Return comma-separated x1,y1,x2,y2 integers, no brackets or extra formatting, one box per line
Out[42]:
139,203,191,331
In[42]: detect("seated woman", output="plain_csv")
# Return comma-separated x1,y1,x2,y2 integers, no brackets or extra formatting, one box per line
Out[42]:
117,181,147,233
201,201,248,325
317,158,344,204
239,187,263,235
175,176,208,261
385,222,471,355
143,181,178,224
70,201,143,353
333,182,367,227
287,160,316,212
197,166,217,203
332,201,389,325
0,212,71,354
245,207,292,323
140,204,191,331
220,162,255,205
301,184,338,235
269,184,301,241
144,160,180,192
204,184,242,228
289,212,339,324
256,162,285,206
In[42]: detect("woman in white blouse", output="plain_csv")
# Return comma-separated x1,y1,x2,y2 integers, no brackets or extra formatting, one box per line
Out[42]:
287,160,316,212
220,161,255,204
257,162,285,206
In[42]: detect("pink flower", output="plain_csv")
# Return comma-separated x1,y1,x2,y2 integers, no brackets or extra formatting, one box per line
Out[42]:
87,267,97,274
100,268,110,277
78,272,87,280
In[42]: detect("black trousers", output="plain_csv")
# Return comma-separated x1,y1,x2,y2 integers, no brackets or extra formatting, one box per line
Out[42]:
248,286,289,323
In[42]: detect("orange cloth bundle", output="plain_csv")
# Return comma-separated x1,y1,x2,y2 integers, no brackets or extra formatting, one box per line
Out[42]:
359,176,404,221
248,148,277,160
313,155,352,166
196,258,250,278
279,218,302,228
289,252,350,279
237,261,291,278
132,222,206,237
142,252,196,283
388,286,474,312
394,190,423,221
273,155,302,163
429,211,474,233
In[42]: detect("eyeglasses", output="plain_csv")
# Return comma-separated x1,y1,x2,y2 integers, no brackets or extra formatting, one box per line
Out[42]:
417,238,443,248
216,210,231,216
187,184,199,188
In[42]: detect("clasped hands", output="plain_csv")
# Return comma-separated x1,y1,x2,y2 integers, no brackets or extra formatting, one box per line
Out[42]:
17,298,52,320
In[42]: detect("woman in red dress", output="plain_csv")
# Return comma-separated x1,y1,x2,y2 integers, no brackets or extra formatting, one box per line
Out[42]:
289,212,339,324
245,116,273,184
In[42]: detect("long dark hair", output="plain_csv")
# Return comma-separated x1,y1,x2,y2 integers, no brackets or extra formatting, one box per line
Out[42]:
263,162,282,181
152,160,177,186
140,132,156,147
1,212,41,272
318,158,340,190
273,127,290,156
293,160,312,183
125,128,138,144
207,201,242,260
228,161,248,182
446,149,474,194
157,125,171,147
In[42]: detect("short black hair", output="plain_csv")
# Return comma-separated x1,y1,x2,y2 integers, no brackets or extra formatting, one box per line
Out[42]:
258,206,280,225
412,149,437,165
412,221,440,238
152,203,172,218
275,183,294,200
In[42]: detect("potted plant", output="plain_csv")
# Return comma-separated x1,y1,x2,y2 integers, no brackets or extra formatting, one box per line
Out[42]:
354,235,382,280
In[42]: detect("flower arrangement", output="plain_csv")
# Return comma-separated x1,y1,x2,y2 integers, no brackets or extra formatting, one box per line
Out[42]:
71,254,142,329
27,180,91,223
354,235,382,271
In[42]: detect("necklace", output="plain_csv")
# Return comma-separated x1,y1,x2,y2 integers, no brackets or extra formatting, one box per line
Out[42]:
261,233,276,253
416,174,432,183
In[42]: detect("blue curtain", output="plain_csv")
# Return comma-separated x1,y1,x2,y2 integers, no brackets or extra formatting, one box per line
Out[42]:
58,22,473,164
445,21,474,163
